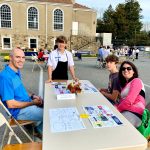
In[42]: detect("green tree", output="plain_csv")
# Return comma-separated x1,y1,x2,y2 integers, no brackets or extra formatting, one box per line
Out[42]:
96,0,143,46
103,5,116,33
113,4,128,45
124,0,143,45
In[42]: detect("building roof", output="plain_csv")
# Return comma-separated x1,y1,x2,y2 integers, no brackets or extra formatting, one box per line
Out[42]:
73,3,90,9
26,0,90,9
25,1,91,10
27,0,72,4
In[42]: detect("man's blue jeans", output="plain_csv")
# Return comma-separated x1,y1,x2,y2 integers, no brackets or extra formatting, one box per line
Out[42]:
17,105,43,134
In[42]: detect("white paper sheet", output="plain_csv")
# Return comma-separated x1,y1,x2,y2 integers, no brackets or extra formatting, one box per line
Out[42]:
81,83,99,93
49,107,86,133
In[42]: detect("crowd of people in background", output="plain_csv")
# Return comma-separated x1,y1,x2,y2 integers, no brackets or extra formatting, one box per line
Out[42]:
98,46,140,62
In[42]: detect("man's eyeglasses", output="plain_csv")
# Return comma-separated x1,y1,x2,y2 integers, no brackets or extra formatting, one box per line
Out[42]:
121,67,132,71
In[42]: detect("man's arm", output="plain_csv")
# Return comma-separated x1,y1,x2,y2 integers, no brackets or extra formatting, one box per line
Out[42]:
6,99,42,109
99,88,108,92
101,90,120,102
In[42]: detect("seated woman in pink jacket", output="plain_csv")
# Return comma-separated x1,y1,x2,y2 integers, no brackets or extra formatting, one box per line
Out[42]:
115,61,146,127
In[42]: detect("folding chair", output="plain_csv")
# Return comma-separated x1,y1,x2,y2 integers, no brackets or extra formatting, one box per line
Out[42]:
0,113,42,150
0,99,35,148
96,56,106,69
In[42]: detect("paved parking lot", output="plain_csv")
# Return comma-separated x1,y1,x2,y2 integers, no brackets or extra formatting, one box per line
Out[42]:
0,51,150,145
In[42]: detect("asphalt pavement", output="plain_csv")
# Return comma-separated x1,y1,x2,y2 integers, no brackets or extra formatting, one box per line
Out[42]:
0,51,150,145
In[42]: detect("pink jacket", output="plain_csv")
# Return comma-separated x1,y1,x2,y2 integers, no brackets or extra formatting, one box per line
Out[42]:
115,78,146,115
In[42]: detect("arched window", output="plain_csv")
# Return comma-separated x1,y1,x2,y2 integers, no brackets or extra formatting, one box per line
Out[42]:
0,4,11,28
53,9,63,31
28,7,38,29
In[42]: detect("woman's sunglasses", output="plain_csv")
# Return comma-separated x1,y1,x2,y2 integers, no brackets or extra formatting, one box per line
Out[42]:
121,67,132,71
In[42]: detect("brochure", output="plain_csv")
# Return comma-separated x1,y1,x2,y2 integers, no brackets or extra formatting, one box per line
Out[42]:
81,83,98,93
83,105,123,128
49,107,86,133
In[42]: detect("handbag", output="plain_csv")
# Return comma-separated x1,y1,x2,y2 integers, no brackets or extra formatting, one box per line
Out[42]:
137,109,150,139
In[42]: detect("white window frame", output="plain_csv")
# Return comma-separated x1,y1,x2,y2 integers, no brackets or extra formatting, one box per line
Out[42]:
28,37,38,49
0,3,12,28
1,36,12,50
27,6,39,30
53,8,64,31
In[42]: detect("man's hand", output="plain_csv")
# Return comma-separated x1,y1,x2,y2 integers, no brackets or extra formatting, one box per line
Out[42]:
99,88,107,93
32,95,43,107
100,90,106,95
32,98,43,106
32,95,43,101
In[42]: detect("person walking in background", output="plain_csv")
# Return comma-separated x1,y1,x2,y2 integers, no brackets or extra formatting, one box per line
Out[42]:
115,61,146,127
103,46,110,60
47,35,78,82
100,55,121,104
97,46,104,67
135,48,139,59
38,49,44,61
0,48,43,135
132,48,135,61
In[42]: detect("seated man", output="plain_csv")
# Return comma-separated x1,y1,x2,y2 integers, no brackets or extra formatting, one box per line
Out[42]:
99,55,121,104
0,48,43,135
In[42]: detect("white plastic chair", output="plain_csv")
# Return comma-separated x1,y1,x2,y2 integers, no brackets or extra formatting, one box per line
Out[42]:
0,113,42,150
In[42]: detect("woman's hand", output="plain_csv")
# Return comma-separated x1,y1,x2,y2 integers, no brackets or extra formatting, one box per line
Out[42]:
73,77,79,82
45,79,52,83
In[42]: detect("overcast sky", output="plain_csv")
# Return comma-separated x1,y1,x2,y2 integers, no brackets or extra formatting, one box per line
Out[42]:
76,0,150,22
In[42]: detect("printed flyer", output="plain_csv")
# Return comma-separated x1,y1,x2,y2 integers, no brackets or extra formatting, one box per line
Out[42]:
49,107,86,133
83,105,123,128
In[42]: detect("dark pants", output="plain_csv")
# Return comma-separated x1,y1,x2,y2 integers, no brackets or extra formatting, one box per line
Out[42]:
136,53,138,59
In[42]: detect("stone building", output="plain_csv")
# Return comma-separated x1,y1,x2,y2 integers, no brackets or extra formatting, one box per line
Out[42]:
0,0,97,52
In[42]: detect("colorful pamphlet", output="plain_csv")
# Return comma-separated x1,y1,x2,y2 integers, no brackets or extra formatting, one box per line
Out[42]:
49,107,86,133
83,105,123,128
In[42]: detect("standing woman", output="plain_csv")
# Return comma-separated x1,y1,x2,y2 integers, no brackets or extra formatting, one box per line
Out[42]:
47,35,78,82
115,61,146,127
